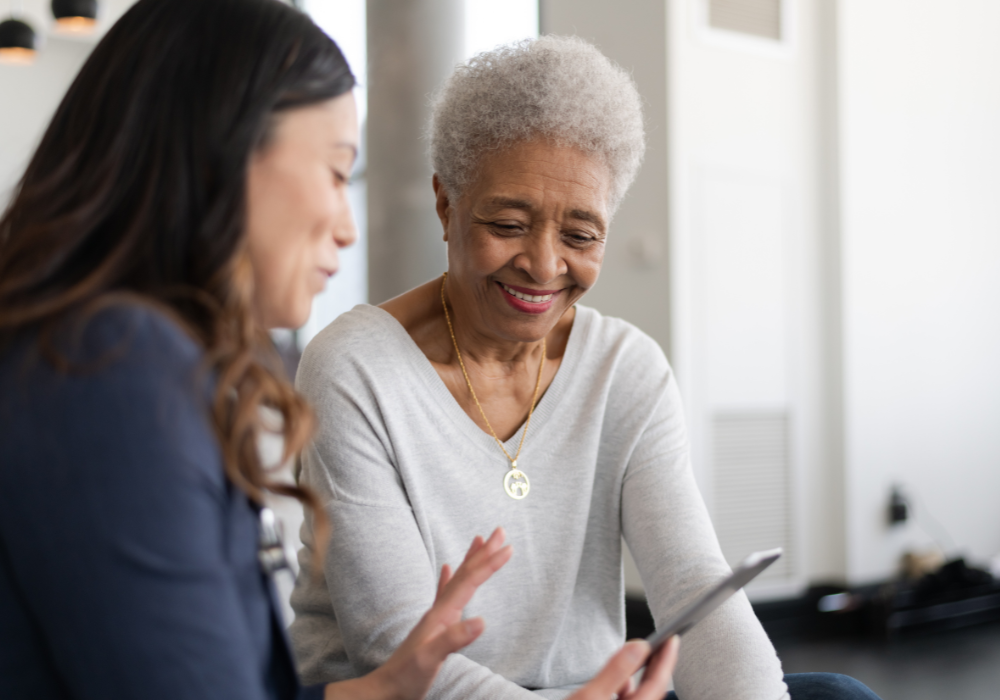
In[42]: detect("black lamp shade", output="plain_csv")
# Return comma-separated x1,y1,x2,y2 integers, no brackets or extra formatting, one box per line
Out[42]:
0,18,37,64
52,0,98,22
0,18,37,51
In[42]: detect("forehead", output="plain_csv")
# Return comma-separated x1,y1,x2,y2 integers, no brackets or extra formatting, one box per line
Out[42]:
268,93,359,155
465,139,611,217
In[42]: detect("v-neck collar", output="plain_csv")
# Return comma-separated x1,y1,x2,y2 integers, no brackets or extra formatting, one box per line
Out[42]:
361,304,591,465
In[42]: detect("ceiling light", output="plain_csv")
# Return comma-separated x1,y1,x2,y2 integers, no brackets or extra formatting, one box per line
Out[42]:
51,0,97,34
0,17,37,65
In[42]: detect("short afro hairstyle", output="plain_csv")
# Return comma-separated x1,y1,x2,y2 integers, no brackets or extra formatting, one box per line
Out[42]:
429,35,646,215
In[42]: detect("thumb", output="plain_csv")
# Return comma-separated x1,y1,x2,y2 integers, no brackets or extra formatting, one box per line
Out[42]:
576,641,648,699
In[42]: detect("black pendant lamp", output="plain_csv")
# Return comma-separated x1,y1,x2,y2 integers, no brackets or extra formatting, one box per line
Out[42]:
52,0,97,33
0,14,37,65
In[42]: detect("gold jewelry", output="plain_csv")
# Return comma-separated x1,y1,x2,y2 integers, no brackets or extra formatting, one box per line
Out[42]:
441,272,545,500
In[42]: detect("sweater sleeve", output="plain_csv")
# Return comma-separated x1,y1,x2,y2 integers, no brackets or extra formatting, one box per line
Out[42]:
0,309,280,700
292,323,541,700
620,353,789,700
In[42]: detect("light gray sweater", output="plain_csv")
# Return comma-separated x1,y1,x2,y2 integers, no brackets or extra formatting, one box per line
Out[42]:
289,304,788,700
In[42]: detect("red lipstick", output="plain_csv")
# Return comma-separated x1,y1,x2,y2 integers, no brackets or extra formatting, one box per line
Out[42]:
495,281,561,315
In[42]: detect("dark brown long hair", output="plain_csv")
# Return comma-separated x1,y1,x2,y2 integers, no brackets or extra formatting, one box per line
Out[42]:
0,0,355,512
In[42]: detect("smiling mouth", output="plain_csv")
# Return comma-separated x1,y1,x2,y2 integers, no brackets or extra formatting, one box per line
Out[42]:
499,282,557,303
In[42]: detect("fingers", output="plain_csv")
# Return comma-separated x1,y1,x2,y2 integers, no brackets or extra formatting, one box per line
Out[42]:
460,528,507,581
462,535,486,564
615,677,635,699
439,543,512,610
434,529,512,613
572,641,649,700
628,637,679,700
372,616,487,700
414,528,512,643
377,532,507,700
421,616,486,664
435,564,453,602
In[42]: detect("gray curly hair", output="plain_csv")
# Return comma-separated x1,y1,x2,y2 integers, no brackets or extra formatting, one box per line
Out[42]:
429,35,646,215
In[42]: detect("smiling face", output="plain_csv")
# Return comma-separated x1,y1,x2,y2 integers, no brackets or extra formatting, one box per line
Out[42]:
245,92,359,329
438,138,611,344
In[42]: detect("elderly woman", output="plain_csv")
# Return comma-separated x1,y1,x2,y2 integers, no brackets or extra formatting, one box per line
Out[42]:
290,37,879,700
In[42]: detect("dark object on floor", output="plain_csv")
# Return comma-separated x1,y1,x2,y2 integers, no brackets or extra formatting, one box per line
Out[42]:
625,586,876,643
752,585,877,641
625,560,1000,644
913,558,993,600
878,559,1000,636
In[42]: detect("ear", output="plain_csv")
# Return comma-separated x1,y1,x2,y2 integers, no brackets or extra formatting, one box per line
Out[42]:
433,174,452,242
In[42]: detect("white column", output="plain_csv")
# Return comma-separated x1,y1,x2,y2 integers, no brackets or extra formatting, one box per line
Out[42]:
366,0,465,303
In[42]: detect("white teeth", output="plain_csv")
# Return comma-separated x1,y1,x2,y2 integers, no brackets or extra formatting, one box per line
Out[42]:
501,283,553,303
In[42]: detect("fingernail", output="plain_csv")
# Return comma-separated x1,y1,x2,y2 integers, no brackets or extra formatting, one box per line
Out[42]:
624,641,648,662
464,617,485,635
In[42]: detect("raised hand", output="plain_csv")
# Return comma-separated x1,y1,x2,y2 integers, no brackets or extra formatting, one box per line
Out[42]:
325,528,512,700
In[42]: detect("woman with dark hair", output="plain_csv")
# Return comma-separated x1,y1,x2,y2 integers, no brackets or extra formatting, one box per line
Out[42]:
0,1,678,699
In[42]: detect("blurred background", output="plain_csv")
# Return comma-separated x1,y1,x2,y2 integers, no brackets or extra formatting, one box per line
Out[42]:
3,0,999,697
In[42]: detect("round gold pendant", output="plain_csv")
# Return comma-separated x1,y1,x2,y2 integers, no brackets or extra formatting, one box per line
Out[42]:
503,468,530,500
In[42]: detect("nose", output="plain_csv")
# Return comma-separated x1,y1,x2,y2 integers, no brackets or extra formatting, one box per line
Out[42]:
513,226,566,284
334,203,359,250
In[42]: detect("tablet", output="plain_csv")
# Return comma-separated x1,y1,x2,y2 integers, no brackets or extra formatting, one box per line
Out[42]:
646,548,782,653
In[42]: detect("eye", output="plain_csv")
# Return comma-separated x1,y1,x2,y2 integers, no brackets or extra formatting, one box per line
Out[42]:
564,232,596,246
489,223,525,235
331,169,349,186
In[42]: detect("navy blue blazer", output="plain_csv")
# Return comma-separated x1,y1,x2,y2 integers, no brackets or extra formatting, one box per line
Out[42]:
0,306,323,700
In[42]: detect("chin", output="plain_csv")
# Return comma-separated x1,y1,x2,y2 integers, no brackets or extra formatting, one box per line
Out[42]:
502,311,564,340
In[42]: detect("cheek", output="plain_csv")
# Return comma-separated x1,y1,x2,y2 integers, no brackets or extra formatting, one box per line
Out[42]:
246,192,320,325
457,229,516,274
272,244,321,328
571,247,605,288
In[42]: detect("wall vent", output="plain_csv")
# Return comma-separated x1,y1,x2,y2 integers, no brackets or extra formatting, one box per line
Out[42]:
711,411,794,583
708,0,782,41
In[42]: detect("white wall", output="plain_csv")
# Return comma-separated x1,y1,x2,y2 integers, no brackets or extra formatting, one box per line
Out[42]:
0,38,90,203
0,0,137,205
667,0,841,595
839,0,1000,583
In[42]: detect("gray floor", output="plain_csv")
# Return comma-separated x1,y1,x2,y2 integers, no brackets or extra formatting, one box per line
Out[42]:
774,622,1000,700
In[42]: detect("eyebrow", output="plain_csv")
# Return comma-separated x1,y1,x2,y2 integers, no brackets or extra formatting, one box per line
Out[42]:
567,208,607,234
484,197,607,233
485,196,533,211
331,142,359,160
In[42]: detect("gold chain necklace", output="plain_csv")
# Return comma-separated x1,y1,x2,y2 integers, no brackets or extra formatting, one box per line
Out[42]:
440,272,545,500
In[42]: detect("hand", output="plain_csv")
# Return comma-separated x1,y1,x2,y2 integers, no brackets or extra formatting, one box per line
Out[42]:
567,636,680,700
325,528,513,700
